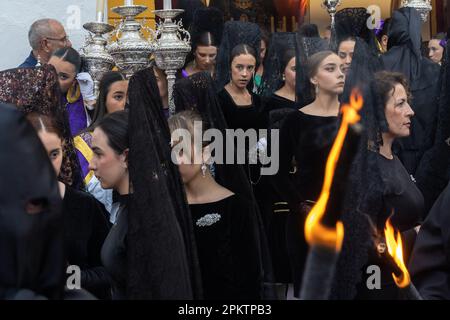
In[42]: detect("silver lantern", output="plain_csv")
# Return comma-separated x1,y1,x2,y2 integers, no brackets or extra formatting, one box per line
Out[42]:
153,9,191,116
401,0,433,23
107,4,155,78
81,22,115,96
322,0,342,28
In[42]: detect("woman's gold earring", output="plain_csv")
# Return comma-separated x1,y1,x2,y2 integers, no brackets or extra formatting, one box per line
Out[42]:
282,74,286,81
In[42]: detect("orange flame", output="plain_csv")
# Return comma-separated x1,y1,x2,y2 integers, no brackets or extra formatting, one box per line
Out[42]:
384,219,411,288
304,89,363,251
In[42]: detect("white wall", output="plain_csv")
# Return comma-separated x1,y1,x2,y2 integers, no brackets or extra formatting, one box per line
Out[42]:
0,0,97,71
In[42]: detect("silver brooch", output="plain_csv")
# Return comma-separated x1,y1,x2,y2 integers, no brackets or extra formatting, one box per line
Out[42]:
410,175,417,183
196,213,221,227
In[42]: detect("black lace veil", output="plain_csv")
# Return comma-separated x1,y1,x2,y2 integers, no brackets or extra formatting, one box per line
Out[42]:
126,67,203,299
0,65,83,189
329,38,387,299
173,72,276,299
259,32,297,99
215,21,262,89
295,35,330,107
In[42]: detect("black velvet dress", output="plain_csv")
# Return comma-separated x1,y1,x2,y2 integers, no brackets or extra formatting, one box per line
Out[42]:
101,195,128,300
62,186,112,299
217,88,266,131
256,93,299,284
189,194,261,300
355,154,423,300
271,110,339,297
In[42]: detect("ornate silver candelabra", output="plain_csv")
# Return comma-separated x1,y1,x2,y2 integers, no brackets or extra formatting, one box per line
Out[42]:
401,0,432,23
153,9,191,116
107,5,155,78
322,0,342,29
81,22,115,96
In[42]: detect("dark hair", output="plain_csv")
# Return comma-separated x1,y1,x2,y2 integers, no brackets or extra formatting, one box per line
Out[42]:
299,23,320,38
195,32,218,50
51,47,82,73
338,36,356,50
26,112,63,139
230,44,257,64
86,71,127,132
96,110,129,155
431,32,447,48
373,71,411,110
281,49,296,73
260,27,270,47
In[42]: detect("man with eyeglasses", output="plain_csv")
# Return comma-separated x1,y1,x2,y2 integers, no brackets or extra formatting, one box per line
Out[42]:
19,18,72,68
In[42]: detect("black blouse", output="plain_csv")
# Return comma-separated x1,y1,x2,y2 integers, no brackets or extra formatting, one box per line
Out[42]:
62,186,112,299
101,195,128,300
189,194,261,300
356,154,424,300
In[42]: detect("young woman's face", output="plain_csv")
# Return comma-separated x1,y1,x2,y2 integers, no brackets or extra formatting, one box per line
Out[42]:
284,57,296,89
384,83,414,138
428,39,444,64
48,56,77,94
311,54,345,95
105,80,128,114
230,53,256,89
37,130,63,177
89,127,128,190
338,40,355,75
194,45,218,71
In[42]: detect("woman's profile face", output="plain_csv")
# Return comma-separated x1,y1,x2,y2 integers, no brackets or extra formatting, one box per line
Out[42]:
37,130,63,177
384,83,414,138
311,54,345,95
105,80,128,114
89,127,128,190
48,56,77,94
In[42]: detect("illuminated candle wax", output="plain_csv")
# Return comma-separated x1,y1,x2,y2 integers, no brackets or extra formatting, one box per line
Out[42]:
270,16,275,33
96,0,105,22
124,0,133,6
282,16,287,32
164,0,172,10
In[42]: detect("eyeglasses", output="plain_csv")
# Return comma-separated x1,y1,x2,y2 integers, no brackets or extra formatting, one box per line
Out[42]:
45,35,70,44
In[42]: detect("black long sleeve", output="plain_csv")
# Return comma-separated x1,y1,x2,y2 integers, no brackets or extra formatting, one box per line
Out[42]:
409,182,450,299
63,187,112,299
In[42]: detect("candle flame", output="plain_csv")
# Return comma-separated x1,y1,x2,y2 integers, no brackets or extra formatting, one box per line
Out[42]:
384,219,411,288
304,89,363,251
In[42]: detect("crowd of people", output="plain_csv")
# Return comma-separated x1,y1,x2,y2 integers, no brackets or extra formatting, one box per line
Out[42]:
1,4,450,300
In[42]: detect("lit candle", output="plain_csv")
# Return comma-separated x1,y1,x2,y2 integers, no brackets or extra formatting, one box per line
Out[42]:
205,0,210,6
96,0,105,22
164,0,172,10
292,16,296,31
124,0,133,6
270,16,275,33
282,16,287,32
